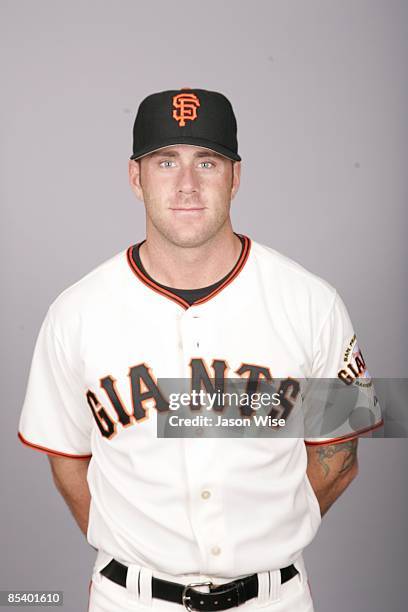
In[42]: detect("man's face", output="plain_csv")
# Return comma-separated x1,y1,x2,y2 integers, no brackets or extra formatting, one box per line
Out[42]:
129,144,241,248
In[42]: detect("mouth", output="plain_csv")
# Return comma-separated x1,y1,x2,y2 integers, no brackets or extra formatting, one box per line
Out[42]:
170,207,206,212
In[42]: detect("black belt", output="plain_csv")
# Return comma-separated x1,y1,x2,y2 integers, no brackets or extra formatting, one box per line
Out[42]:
100,558,298,611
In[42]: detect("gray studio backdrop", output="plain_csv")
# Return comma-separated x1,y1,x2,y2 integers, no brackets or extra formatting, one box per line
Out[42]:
1,1,407,611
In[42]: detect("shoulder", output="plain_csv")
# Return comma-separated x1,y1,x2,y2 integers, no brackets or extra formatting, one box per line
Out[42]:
246,238,346,357
47,247,129,335
249,238,338,308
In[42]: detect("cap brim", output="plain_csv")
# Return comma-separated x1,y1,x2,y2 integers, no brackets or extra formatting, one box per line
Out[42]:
130,137,241,162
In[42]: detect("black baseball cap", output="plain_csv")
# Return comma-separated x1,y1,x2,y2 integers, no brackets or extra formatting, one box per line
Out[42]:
130,88,241,162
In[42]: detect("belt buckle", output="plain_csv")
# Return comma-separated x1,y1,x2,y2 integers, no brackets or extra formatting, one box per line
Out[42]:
182,580,213,612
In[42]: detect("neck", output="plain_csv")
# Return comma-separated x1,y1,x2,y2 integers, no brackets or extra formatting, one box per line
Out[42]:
139,226,242,290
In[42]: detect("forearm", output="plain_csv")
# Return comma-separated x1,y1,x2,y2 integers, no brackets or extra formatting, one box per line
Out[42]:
54,476,91,536
308,462,358,517
48,456,91,537
306,439,359,517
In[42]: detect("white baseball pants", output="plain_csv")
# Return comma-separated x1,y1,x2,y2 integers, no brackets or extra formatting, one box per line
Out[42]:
87,553,314,612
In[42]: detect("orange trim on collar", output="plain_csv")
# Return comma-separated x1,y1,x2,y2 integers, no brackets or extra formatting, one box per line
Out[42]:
126,247,191,309
194,235,251,305
126,235,251,310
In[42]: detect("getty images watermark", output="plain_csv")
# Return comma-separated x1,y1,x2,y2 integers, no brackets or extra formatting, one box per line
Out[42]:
167,388,286,429
152,377,401,439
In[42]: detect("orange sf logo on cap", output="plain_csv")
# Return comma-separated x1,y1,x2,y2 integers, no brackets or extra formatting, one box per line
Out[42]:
172,92,200,127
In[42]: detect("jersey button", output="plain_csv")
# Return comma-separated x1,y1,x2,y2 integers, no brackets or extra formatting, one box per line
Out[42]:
201,490,211,500
211,546,221,556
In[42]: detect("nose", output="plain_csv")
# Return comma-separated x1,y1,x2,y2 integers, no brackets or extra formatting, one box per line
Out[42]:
177,164,199,195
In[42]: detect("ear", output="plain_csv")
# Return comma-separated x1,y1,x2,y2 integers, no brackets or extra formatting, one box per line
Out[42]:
128,159,144,201
230,161,241,200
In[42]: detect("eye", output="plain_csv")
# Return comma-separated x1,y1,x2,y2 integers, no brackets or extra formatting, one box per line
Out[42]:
199,161,214,169
159,160,176,168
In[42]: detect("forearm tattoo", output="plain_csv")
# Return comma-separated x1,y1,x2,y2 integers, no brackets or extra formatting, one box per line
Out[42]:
316,440,358,478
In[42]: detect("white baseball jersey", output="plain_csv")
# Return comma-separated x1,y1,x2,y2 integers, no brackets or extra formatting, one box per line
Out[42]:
18,235,382,579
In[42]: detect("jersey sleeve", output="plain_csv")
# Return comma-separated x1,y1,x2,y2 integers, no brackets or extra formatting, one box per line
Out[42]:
18,307,93,458
303,291,383,445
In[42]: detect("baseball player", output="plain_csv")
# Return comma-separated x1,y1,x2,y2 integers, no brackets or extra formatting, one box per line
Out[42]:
18,88,383,612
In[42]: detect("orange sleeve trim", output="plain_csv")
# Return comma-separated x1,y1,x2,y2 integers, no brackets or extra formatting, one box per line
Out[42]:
17,431,92,459
304,418,384,446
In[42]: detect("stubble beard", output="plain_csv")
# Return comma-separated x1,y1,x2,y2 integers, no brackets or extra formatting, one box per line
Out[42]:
144,194,231,249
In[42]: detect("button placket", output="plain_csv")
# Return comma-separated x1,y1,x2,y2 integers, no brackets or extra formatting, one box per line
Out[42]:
178,309,203,353
191,311,202,350
197,482,225,568
182,438,227,572
178,310,229,573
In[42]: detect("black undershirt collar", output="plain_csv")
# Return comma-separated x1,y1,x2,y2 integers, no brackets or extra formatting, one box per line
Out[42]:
133,235,245,306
